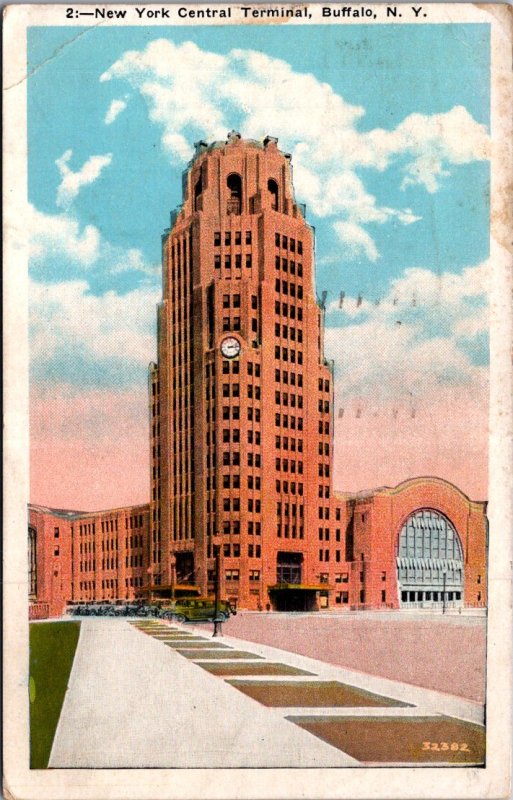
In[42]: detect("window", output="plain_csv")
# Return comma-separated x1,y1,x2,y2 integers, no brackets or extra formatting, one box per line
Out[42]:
246,231,252,244
227,174,242,214
225,231,232,246
214,231,221,246
268,179,279,210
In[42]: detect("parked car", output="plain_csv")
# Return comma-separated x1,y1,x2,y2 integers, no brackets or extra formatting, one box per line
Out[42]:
160,597,236,622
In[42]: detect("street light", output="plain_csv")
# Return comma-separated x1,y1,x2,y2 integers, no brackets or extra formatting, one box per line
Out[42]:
212,545,223,638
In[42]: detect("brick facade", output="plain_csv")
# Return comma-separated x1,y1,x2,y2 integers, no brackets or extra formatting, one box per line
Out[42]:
29,134,487,617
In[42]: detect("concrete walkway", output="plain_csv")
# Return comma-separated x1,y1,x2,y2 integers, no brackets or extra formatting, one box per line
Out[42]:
49,618,357,768
49,618,484,768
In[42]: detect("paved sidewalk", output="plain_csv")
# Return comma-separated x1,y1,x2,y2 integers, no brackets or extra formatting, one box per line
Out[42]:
49,617,484,768
49,618,357,768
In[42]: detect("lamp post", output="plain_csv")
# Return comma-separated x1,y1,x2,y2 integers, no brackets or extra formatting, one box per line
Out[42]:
212,545,223,637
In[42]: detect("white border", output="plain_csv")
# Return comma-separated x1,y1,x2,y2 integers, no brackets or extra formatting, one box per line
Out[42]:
3,4,512,799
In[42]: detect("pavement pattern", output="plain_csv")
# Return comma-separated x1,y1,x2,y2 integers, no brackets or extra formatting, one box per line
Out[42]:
49,617,485,769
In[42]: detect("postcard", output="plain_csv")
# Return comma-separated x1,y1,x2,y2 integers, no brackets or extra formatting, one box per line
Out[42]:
3,3,512,799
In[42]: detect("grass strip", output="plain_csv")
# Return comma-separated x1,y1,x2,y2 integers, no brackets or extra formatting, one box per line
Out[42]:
29,621,81,768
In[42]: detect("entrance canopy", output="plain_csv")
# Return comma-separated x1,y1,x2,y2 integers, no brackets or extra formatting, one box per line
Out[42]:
268,583,329,612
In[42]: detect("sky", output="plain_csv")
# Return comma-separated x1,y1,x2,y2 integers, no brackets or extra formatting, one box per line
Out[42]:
28,22,490,509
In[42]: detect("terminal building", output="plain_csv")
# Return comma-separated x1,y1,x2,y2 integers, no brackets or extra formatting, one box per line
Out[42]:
28,133,488,619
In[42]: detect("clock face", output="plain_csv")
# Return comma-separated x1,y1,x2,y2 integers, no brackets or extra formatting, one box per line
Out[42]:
221,336,241,359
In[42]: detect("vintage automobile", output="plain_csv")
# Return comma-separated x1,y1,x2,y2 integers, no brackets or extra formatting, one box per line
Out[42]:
160,597,236,623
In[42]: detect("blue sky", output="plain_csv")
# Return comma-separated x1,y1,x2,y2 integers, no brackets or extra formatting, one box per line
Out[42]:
28,24,489,294
27,22,491,504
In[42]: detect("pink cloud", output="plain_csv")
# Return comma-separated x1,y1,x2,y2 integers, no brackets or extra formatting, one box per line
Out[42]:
30,386,149,510
333,386,488,501
30,381,488,511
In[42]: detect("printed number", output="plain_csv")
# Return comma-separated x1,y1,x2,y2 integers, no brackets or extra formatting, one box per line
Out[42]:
66,8,74,17
421,742,470,752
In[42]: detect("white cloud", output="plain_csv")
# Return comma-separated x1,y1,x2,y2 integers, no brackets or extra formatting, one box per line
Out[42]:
56,149,113,208
334,221,379,262
29,204,101,265
324,257,489,403
29,204,158,279
100,39,489,260
105,98,127,125
30,279,159,369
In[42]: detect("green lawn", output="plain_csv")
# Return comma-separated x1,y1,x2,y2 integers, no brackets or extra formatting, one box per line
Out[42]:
29,621,81,768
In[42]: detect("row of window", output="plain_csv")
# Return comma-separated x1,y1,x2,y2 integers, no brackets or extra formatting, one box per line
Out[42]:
219,406,263,423
275,413,304,430
319,485,330,499
207,520,263,536
214,230,252,246
274,256,303,278
274,323,304,343
206,498,263,514
100,539,118,552
319,528,344,542
274,346,303,365
318,399,330,414
318,378,330,393
275,369,303,386
206,452,264,468
275,458,304,474
274,279,304,299
215,254,253,269
274,301,303,321
275,436,303,452
218,543,263,558
275,233,303,254
319,421,330,435
206,474,264,490
102,558,118,570
275,391,304,409
276,503,304,518
221,383,263,400
275,480,304,496
276,524,304,539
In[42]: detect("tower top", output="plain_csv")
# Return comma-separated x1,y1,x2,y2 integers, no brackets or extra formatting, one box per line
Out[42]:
189,131,282,166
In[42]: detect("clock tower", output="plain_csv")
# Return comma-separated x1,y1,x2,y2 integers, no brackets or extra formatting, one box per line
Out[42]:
149,131,334,610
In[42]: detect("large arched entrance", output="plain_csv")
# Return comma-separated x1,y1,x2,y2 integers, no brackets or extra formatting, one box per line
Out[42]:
396,509,464,609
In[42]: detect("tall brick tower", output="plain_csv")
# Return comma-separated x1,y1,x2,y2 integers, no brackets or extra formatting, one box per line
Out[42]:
149,131,334,611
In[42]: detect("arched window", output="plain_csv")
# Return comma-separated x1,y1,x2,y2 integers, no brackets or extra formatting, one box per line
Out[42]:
268,179,279,211
227,173,242,215
396,509,463,608
28,527,37,598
